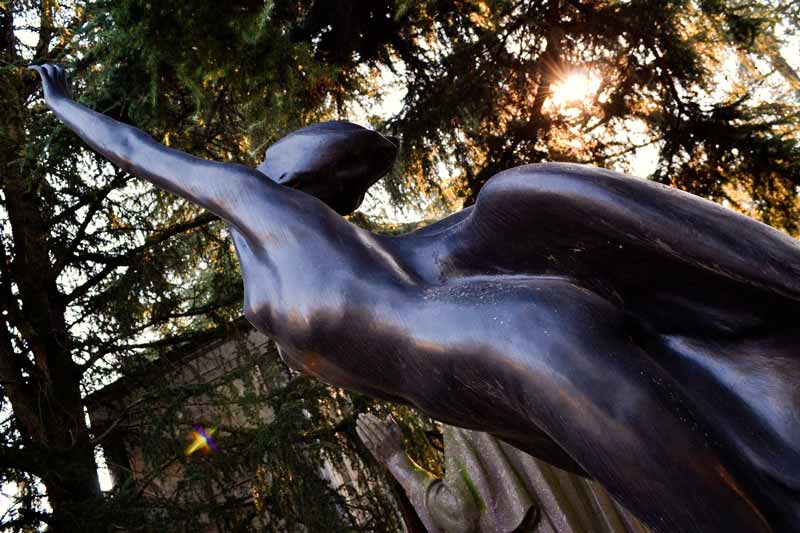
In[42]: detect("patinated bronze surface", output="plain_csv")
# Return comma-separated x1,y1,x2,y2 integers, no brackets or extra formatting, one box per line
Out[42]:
32,65,800,533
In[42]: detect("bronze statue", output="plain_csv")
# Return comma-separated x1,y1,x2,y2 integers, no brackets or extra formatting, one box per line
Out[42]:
31,64,800,533
356,413,647,532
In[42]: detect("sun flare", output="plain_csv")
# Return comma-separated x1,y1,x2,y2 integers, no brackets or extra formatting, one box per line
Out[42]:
550,71,601,107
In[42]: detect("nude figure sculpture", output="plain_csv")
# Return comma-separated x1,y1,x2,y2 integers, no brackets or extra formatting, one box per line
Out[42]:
31,64,800,533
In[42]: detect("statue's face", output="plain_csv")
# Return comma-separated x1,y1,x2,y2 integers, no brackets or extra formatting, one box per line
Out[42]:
256,121,399,215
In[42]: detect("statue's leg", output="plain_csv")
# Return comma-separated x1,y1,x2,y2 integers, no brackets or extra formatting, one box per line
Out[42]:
525,323,774,533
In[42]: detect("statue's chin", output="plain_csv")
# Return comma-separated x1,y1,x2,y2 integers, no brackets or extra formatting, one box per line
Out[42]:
327,192,365,216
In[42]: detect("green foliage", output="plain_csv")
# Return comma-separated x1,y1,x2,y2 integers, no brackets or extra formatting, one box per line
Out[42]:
385,0,800,231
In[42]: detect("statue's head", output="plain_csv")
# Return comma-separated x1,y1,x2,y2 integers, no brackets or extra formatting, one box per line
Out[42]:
256,121,399,215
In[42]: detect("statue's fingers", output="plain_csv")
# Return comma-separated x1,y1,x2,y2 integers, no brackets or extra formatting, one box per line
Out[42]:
55,65,66,89
372,422,391,441
363,413,388,436
367,412,385,427
357,414,377,437
28,65,47,83
359,413,376,429
356,414,374,435
356,421,379,449
44,65,61,87
356,414,368,432
355,424,369,445
65,69,73,99
358,416,382,444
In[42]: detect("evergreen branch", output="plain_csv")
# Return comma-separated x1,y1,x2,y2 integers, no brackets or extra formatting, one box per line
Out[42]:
101,328,227,353
593,135,666,163
0,444,48,477
52,184,117,275
65,212,217,303
77,297,240,372
88,397,148,446
0,509,53,531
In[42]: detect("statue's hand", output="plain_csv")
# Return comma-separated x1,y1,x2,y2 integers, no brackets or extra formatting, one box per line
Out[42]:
28,64,73,105
356,413,405,465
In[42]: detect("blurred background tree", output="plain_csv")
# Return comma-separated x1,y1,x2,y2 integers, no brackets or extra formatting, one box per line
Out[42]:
0,0,797,531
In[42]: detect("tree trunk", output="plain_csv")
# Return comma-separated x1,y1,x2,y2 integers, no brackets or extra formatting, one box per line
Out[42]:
1,4,103,531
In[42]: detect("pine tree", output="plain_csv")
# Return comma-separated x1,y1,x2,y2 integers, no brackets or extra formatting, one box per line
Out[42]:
1,0,797,531
1,1,428,529
386,0,800,233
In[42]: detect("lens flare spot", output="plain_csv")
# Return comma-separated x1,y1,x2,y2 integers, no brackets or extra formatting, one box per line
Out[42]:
185,424,219,456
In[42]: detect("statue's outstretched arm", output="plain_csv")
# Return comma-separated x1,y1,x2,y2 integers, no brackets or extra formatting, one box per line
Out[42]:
29,65,273,234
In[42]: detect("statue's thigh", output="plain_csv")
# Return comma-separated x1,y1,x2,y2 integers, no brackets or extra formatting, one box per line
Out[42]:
532,328,770,533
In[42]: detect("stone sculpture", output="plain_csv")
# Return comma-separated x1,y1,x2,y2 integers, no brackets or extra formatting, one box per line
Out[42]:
31,64,800,532
356,413,647,532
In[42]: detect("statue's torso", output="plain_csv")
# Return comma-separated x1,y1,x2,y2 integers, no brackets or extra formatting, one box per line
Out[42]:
229,206,800,531
233,218,601,417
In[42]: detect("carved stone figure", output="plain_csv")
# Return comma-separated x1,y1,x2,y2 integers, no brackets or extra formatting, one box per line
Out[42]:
31,65,800,533
356,413,647,533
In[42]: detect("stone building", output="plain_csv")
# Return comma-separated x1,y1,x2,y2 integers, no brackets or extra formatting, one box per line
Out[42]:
86,321,395,531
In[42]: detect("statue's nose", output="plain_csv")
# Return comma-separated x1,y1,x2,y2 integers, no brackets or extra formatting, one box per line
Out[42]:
380,135,400,167
372,140,398,178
